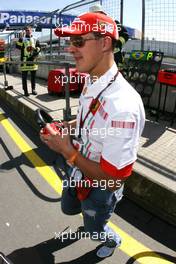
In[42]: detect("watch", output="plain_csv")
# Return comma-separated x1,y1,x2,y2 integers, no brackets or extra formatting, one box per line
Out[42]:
66,149,79,166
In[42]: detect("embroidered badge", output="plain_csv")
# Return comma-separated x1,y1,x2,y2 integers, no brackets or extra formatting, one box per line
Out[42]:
89,99,101,115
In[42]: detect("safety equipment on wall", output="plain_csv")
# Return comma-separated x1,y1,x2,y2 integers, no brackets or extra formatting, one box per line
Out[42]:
121,50,164,106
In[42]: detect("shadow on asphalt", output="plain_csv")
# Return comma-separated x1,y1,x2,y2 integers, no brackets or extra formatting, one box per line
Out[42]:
125,251,176,264
5,228,106,264
4,234,176,264
0,138,61,203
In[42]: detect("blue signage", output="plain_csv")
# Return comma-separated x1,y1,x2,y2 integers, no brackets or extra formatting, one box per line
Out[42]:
0,11,75,29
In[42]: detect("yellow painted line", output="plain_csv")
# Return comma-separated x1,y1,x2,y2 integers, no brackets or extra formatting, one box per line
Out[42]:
0,113,62,194
0,112,174,264
109,222,174,264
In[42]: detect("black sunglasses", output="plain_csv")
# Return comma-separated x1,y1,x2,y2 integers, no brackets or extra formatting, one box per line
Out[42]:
70,36,101,48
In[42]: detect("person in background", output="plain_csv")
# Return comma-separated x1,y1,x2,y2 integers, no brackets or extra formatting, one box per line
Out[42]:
16,26,41,96
40,12,145,259
89,4,129,65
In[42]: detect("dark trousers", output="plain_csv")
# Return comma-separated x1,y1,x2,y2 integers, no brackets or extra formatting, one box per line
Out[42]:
22,70,36,93
59,156,123,245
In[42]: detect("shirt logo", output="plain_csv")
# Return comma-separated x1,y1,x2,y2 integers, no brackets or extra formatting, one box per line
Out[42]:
111,121,135,129
90,99,101,115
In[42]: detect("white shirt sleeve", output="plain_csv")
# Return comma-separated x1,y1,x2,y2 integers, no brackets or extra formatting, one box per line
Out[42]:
101,111,143,169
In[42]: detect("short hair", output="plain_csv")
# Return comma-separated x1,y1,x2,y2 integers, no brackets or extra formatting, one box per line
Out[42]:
92,32,117,51
25,26,32,30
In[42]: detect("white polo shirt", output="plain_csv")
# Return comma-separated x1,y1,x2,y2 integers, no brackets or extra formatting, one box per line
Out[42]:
75,63,145,178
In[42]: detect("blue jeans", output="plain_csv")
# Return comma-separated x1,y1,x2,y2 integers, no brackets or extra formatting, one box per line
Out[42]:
61,175,123,246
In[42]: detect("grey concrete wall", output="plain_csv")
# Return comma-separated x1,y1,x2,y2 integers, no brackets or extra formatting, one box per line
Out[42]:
125,171,176,227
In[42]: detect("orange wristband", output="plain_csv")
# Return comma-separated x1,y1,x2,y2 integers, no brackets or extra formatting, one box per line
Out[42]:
67,149,79,166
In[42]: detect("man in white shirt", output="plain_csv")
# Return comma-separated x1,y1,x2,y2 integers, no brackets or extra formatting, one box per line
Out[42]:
40,12,145,259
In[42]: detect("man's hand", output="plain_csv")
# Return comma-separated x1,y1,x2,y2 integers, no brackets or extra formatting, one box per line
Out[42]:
40,123,75,159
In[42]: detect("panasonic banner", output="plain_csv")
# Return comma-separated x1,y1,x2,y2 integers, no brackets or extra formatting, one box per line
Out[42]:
0,11,75,29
